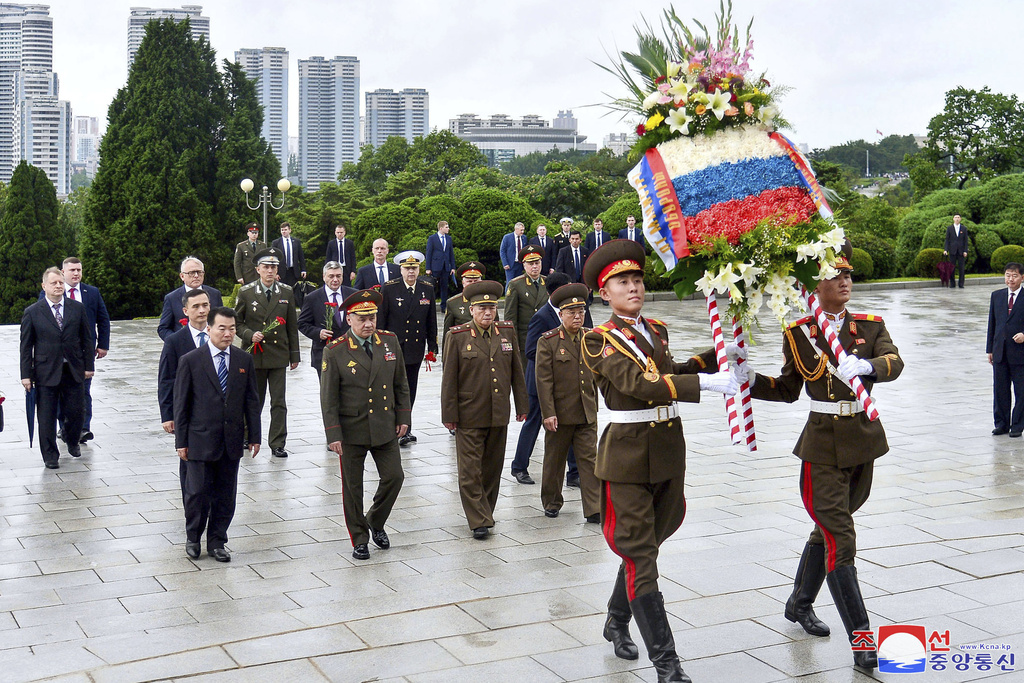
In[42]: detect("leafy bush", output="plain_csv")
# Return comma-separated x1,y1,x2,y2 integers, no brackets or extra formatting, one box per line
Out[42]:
973,229,1004,271
991,245,1024,274
853,233,898,278
993,220,1024,247
394,229,430,254
417,195,466,237
352,204,419,253
849,248,874,281
914,248,947,278
597,193,643,235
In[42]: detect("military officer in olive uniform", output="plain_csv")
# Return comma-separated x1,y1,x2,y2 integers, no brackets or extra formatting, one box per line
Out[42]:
503,244,548,362
321,289,411,561
581,240,736,683
744,240,902,671
234,248,301,458
442,261,486,349
441,280,528,540
378,250,438,446
233,223,267,285
535,283,600,521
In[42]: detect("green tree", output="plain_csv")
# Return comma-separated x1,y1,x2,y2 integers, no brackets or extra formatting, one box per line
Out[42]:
407,129,486,188
0,162,63,322
903,151,953,200
520,161,606,220
279,180,371,278
70,170,91,191
341,137,410,195
59,186,89,256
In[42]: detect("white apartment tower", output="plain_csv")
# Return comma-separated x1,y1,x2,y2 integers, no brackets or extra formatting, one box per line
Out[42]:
364,87,429,149
74,115,100,176
298,55,359,192
127,5,210,69
0,3,53,182
235,47,288,176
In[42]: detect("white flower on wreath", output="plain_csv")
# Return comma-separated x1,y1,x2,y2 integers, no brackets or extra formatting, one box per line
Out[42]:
696,264,743,299
796,242,824,263
706,89,732,121
821,226,846,252
757,105,778,126
667,108,693,134
735,262,763,287
642,90,670,111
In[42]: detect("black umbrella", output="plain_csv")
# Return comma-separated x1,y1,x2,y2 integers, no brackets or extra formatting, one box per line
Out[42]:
25,385,36,447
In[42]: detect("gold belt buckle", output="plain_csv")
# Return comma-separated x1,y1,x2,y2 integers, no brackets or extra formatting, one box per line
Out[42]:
838,401,854,417
655,405,672,422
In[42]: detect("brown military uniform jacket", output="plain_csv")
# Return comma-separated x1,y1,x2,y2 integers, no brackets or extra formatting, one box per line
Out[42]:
583,315,716,484
441,320,528,428
443,294,501,350
503,274,547,357
234,280,301,369
750,312,902,468
320,329,411,447
536,325,597,425
233,239,267,284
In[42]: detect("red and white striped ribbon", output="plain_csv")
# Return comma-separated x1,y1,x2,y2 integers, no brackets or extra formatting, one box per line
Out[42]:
730,314,757,450
706,294,742,443
800,286,879,421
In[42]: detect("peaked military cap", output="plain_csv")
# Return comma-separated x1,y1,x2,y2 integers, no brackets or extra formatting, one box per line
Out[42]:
463,280,503,305
583,239,646,291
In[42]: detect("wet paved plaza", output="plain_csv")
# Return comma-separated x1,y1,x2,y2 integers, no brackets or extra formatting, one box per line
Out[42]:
0,281,1021,682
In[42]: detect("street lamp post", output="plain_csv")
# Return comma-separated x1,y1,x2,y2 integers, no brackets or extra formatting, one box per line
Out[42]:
240,177,291,244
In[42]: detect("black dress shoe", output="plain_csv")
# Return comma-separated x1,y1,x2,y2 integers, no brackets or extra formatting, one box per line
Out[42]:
544,509,559,518
352,543,370,560
399,435,413,447
586,513,601,524
79,431,94,443
406,433,417,443
448,429,456,436
993,428,1009,435
209,548,231,562
185,542,201,559
1010,431,1022,438
472,527,489,540
370,527,390,549
566,475,580,488
513,471,535,485
44,462,59,470
67,443,82,458
273,447,288,457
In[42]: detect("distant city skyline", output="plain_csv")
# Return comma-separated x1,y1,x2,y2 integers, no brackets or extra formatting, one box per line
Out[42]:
37,1,1024,160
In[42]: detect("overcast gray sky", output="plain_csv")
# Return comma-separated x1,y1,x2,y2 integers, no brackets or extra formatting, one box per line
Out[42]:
50,0,1016,151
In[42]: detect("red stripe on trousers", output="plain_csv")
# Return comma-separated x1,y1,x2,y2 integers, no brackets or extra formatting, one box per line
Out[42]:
800,461,837,572
602,481,638,601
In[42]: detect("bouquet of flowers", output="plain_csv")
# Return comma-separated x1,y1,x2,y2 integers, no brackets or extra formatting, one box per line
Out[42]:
246,316,286,354
324,301,339,332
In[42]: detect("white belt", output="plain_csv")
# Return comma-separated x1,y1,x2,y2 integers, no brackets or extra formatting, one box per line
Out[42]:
809,399,863,416
607,404,679,424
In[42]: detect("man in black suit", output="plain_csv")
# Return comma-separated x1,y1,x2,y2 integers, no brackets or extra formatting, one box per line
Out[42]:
555,230,589,284
271,222,306,287
325,224,357,285
585,218,610,252
618,215,646,249
987,262,1024,437
21,267,95,468
944,214,969,289
298,261,354,378
378,251,438,446
530,224,556,275
425,220,456,310
158,256,223,340
354,238,400,289
173,307,261,562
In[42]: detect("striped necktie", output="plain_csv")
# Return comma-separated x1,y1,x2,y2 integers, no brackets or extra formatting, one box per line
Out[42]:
217,351,228,393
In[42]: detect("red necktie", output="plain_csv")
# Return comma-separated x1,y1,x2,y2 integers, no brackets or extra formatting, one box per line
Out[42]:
1010,292,1016,313
69,288,76,300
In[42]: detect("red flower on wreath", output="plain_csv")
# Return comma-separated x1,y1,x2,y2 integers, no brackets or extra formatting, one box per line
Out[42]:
636,123,646,137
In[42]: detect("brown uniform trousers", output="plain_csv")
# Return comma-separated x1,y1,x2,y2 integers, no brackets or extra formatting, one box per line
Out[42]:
321,330,411,546
535,325,600,516
750,312,902,571
441,320,528,529
583,314,715,599
504,274,547,362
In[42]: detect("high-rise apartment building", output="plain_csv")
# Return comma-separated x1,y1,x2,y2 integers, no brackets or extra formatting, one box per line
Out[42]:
297,55,359,192
0,3,53,182
364,87,429,148
127,5,210,69
74,115,100,176
235,47,288,175
15,95,71,194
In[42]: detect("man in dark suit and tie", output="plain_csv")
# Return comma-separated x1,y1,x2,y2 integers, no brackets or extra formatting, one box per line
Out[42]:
585,218,610,252
158,257,223,340
555,230,589,284
21,267,95,468
944,214,969,289
425,220,456,311
530,224,555,275
325,224,357,285
174,307,261,562
271,222,306,288
298,261,355,379
500,222,527,289
354,239,401,289
618,215,646,249
988,262,1024,437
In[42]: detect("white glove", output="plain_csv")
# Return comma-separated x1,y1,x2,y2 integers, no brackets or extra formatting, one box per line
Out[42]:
699,370,739,395
732,362,755,388
724,342,747,362
837,355,873,380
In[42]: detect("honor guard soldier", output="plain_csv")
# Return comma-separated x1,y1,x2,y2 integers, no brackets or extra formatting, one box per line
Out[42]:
504,244,548,362
743,240,902,671
378,250,438,446
581,240,737,683
442,261,486,349
234,248,301,458
321,289,411,560
535,283,601,521
441,280,528,540
233,223,267,285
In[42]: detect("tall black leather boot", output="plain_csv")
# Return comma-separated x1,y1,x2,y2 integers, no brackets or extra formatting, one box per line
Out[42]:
826,564,878,670
603,567,639,660
630,591,691,683
785,543,830,636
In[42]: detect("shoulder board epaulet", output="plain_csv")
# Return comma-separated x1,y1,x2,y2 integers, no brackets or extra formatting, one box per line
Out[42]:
239,281,257,292
594,321,618,334
326,337,345,348
377,329,397,337
646,317,666,327
450,323,472,334
278,283,293,291
542,328,561,339
851,313,883,323
495,320,515,328
786,316,813,330
385,277,401,285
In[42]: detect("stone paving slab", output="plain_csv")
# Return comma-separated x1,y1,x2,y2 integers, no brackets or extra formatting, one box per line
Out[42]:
0,285,1021,681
